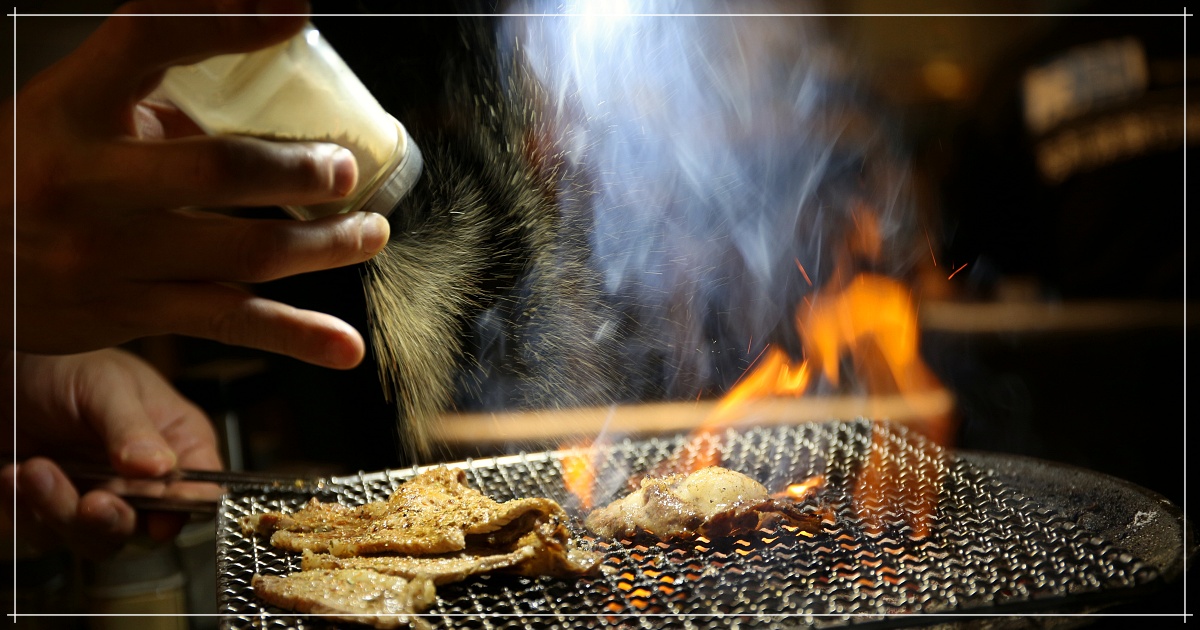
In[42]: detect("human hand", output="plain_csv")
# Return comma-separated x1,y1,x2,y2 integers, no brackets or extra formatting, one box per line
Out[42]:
5,0,389,369
2,348,223,559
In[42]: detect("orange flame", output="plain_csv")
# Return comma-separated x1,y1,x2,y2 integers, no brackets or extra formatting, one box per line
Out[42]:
563,206,951,533
780,474,826,501
711,346,811,423
696,270,950,445
560,442,597,511
801,274,944,405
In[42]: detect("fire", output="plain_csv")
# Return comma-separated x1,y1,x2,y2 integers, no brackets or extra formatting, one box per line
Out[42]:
561,207,951,540
702,270,950,445
781,474,826,501
712,347,811,422
561,445,596,511
803,274,944,404
675,204,951,447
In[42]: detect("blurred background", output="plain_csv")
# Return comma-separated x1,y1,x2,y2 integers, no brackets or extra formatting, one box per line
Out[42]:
7,1,1191,626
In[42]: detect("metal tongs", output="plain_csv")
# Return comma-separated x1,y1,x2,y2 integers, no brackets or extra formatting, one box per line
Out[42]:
62,464,331,515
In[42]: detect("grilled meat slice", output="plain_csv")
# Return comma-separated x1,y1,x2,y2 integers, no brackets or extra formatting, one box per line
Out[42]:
299,512,602,582
251,569,436,630
244,465,602,626
240,466,569,557
300,547,538,584
586,466,817,539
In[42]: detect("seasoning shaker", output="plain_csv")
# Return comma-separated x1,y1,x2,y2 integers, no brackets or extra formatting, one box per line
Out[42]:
159,22,421,220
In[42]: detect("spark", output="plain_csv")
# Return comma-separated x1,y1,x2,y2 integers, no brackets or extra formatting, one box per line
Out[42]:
746,345,771,371
924,227,937,267
728,344,773,390
794,258,813,286
947,263,969,280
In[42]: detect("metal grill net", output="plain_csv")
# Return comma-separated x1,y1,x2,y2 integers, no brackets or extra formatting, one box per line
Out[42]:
216,419,1159,628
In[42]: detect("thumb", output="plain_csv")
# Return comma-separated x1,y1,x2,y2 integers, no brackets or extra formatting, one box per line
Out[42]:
81,369,179,479
111,429,178,478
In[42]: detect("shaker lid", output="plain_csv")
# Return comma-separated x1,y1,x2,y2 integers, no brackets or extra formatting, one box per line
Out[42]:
361,121,423,218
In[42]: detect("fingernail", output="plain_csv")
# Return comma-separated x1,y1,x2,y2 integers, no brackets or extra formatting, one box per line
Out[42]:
324,322,364,370
331,147,358,197
87,499,122,531
119,441,177,475
360,213,390,254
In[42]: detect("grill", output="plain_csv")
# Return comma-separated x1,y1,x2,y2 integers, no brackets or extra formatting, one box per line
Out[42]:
215,419,1190,628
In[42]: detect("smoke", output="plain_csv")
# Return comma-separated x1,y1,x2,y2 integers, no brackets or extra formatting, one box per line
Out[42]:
366,3,923,459
497,2,918,397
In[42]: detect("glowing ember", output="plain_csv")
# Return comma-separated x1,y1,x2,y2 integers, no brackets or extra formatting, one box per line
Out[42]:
795,258,814,286
781,474,826,502
852,423,942,540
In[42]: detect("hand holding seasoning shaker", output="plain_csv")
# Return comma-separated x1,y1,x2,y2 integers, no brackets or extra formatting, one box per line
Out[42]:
160,22,422,220
12,8,396,367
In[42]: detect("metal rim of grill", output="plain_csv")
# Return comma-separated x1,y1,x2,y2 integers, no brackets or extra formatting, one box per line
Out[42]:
214,419,1191,628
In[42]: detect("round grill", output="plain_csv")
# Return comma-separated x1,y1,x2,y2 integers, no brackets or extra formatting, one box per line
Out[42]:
215,419,1189,628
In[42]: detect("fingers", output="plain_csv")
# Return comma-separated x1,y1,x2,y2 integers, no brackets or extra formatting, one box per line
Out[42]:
8,459,137,560
123,211,388,284
134,100,206,140
83,379,179,478
77,348,218,478
4,460,194,557
135,284,366,369
89,135,358,210
1,464,57,556
69,0,309,109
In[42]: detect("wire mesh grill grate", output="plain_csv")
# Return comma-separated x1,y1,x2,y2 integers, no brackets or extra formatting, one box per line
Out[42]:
216,420,1162,629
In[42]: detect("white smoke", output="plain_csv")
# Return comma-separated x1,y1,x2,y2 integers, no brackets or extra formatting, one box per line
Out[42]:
497,1,917,397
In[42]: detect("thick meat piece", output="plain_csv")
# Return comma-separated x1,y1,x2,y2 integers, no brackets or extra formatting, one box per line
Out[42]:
251,569,436,630
586,466,816,539
240,466,568,557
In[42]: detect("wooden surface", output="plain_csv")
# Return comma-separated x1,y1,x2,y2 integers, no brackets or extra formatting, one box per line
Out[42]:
919,300,1185,333
436,390,954,446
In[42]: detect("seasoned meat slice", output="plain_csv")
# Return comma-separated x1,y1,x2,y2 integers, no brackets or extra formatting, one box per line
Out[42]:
244,465,602,626
300,516,602,583
498,517,603,577
585,466,816,539
241,466,568,557
251,569,436,629
301,547,537,584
